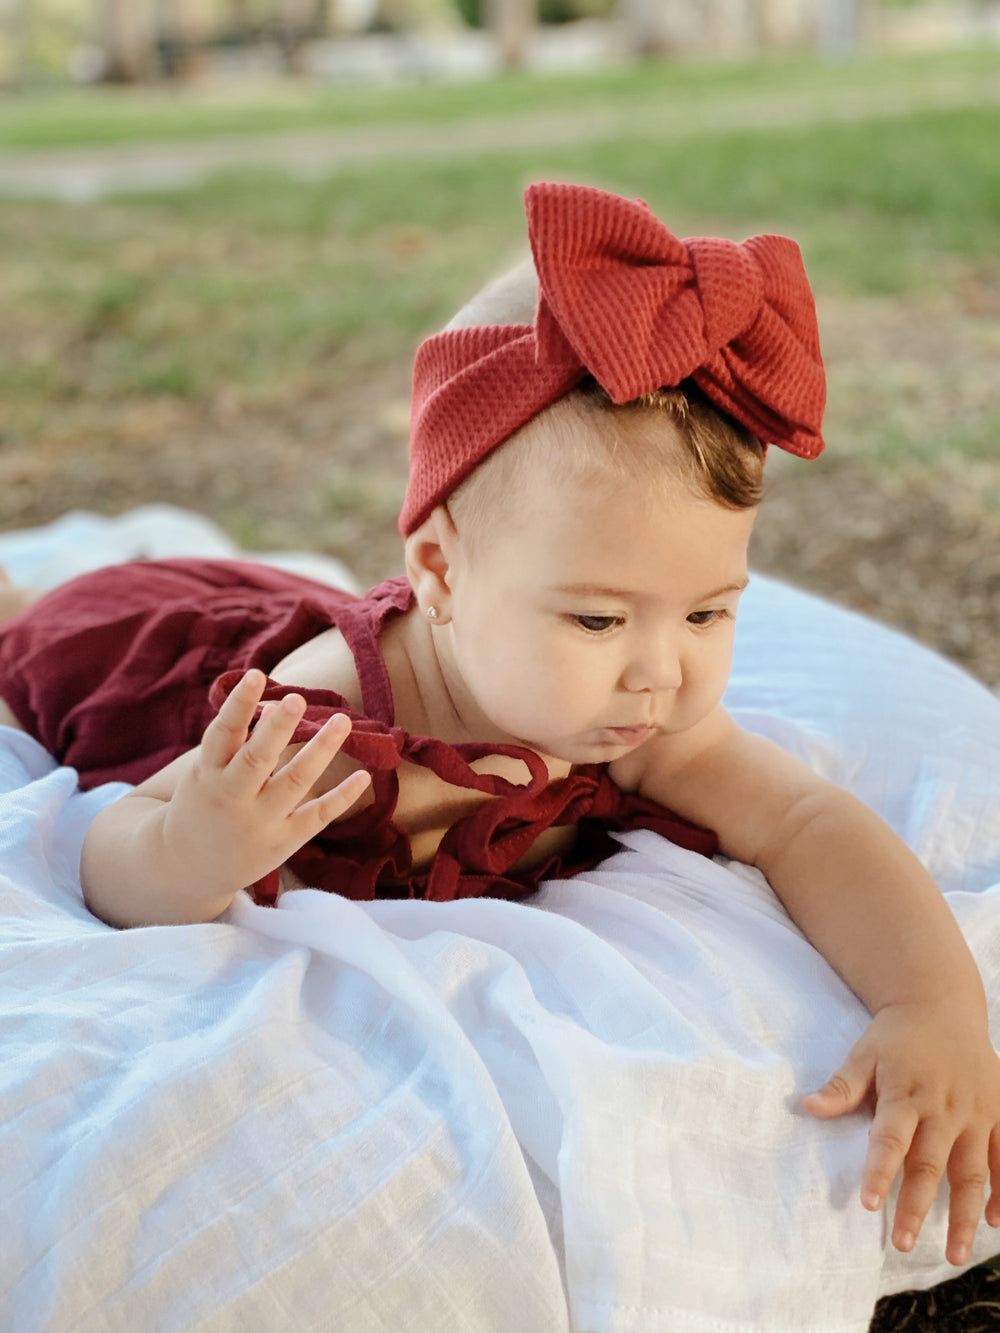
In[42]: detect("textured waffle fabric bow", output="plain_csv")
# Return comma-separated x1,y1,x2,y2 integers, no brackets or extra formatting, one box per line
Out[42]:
399,181,826,536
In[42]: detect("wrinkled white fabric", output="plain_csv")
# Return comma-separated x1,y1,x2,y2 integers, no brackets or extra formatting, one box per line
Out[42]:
1,512,999,1332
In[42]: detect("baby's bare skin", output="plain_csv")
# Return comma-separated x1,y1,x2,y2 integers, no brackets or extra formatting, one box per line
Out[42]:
0,700,23,731
270,604,575,874
0,573,42,727
0,569,40,625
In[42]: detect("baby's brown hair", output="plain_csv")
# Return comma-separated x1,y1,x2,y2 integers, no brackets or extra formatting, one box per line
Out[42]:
569,376,764,510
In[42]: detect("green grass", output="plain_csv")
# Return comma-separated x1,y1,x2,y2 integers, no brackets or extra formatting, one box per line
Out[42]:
1,52,998,470
0,46,996,149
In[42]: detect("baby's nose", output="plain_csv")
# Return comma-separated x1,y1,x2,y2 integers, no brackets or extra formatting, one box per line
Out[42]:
621,640,682,694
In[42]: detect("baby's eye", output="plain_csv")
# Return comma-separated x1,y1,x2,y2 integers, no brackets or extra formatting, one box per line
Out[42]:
573,614,622,634
687,609,728,627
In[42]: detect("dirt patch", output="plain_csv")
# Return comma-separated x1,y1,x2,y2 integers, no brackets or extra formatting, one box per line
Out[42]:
752,457,1000,690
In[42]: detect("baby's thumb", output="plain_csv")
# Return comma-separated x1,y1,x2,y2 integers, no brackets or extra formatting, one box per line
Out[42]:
801,1053,873,1119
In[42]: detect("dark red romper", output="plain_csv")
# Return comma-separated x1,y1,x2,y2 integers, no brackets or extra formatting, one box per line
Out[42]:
0,558,716,905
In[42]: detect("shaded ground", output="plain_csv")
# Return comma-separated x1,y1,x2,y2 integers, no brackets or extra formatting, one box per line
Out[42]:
870,1259,1000,1331
752,459,1000,691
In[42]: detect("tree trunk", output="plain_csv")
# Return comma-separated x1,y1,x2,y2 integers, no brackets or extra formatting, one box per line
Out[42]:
101,0,156,82
621,0,667,57
817,0,867,54
7,0,31,88
312,0,333,36
277,0,313,73
228,0,256,41
752,0,784,49
484,0,535,68
162,0,211,80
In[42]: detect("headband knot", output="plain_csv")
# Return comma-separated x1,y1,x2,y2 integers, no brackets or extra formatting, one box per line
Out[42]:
399,182,826,536
686,235,765,352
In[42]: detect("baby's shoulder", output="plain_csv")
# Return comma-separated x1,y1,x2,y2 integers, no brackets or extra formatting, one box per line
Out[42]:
269,625,364,711
267,600,419,721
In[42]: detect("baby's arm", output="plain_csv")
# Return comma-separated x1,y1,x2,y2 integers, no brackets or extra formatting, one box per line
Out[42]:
614,707,1000,1265
80,670,371,929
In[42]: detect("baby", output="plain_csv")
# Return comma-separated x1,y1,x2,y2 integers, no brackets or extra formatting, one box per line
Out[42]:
1,182,998,1269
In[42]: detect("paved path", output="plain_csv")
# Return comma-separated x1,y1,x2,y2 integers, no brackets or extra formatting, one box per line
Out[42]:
1,66,998,201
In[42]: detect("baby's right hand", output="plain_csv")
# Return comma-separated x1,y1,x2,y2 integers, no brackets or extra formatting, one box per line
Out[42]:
161,669,371,905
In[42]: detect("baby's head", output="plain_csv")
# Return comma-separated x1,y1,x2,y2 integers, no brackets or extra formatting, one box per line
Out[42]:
404,372,763,762
396,184,824,759
409,241,764,549
399,182,824,543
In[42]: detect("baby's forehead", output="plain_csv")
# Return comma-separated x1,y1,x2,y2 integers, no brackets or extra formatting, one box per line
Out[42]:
444,385,722,552
491,440,696,533
500,397,691,491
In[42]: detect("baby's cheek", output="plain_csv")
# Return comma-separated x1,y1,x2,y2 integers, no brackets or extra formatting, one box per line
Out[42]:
501,669,573,735
691,657,732,716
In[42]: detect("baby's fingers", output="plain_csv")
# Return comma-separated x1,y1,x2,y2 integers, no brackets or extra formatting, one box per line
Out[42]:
860,1099,919,1219
225,690,307,792
802,1046,875,1119
986,1125,1000,1228
944,1132,990,1266
301,766,372,832
883,1118,952,1254
201,669,268,768
264,711,357,811
279,741,371,846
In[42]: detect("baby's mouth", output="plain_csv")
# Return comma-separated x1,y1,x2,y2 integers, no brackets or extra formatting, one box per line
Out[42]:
605,724,656,744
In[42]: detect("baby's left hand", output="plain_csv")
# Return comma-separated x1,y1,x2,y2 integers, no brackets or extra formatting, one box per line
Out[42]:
802,999,1000,1265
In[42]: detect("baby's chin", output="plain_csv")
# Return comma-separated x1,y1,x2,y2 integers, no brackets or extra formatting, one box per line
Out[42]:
522,731,653,768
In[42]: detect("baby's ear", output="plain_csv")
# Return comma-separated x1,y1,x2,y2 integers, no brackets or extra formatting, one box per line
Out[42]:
404,506,459,621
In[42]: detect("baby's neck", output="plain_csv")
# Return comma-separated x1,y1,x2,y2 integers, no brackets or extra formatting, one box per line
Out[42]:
381,607,457,739
389,606,571,778
387,605,500,744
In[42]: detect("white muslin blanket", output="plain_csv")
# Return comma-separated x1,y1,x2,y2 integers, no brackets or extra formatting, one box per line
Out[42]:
2,508,999,1332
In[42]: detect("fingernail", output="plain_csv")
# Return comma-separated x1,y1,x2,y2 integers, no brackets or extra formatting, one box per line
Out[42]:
952,1243,970,1265
861,1189,881,1211
896,1230,915,1252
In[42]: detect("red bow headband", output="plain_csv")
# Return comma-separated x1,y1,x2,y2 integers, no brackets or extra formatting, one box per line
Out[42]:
399,182,826,536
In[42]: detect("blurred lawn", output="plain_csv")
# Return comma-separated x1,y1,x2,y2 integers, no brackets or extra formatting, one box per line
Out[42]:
0,47,996,148
2,50,999,476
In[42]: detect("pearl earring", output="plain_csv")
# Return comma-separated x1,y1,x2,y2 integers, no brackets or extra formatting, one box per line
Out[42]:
426,605,439,620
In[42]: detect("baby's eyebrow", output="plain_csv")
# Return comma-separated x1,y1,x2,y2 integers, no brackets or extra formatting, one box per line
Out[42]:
551,579,749,601
698,578,750,600
550,582,635,599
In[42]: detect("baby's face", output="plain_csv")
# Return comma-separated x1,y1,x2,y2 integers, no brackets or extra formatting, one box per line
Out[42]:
439,457,756,766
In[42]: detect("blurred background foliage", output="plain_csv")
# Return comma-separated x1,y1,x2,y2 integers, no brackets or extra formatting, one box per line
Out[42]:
3,0,999,86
